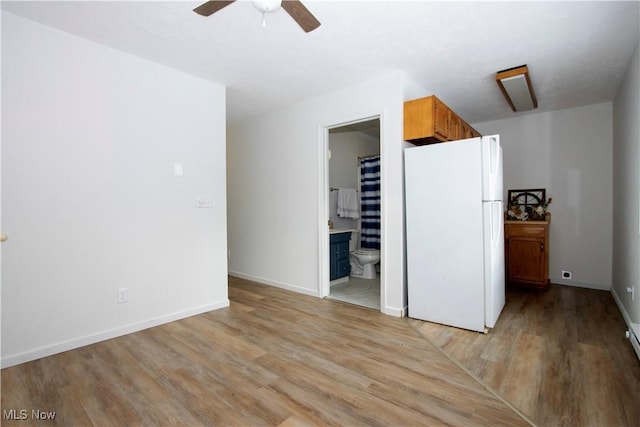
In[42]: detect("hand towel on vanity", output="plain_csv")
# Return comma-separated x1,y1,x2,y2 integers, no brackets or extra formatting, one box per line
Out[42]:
337,188,359,219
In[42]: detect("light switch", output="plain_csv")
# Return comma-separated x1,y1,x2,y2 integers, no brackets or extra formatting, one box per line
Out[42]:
174,163,183,177
196,195,213,208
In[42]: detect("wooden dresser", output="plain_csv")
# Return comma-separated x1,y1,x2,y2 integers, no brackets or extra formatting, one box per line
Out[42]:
504,215,550,290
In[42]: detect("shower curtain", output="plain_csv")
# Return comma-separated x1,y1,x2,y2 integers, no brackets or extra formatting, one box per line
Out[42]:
360,156,381,249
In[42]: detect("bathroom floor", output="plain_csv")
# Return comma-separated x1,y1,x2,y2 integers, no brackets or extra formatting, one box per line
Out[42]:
328,275,380,310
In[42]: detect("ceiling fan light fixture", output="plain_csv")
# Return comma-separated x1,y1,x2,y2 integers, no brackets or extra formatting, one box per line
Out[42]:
496,65,538,112
253,0,282,13
193,0,320,33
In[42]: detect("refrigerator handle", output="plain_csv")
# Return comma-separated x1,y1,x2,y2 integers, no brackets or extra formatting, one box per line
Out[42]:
492,203,501,243
491,136,499,175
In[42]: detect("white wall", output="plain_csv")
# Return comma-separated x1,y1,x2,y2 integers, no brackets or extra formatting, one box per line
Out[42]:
474,103,613,290
1,13,229,367
228,71,411,316
612,40,640,333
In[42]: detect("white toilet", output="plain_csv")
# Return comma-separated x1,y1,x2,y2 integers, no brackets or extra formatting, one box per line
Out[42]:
350,248,380,279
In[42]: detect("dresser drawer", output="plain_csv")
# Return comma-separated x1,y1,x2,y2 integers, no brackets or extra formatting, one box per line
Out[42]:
506,224,545,238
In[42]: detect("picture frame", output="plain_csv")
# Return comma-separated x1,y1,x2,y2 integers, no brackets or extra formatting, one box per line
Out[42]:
508,188,546,219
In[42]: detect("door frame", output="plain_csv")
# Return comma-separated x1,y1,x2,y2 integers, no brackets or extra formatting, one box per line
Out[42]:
318,114,383,306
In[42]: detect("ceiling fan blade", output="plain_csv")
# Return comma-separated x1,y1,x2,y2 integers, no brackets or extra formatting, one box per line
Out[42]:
193,0,236,17
281,0,321,33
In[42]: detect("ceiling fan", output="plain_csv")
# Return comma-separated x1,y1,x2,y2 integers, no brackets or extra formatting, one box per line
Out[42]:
194,0,321,33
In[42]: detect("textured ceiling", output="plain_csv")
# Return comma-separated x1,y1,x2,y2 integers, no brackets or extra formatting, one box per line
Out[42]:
2,1,639,125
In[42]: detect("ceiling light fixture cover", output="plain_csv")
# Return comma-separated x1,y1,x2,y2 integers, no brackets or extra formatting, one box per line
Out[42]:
253,0,282,13
496,65,538,112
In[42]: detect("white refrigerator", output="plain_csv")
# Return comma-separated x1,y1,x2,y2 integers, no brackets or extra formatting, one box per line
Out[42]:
405,135,505,332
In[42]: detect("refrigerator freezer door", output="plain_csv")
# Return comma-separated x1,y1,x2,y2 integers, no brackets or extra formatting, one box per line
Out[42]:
483,200,506,328
405,139,486,332
481,135,503,202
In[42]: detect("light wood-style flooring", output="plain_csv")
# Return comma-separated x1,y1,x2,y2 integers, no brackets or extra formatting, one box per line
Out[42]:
412,284,640,427
1,277,639,426
2,276,528,426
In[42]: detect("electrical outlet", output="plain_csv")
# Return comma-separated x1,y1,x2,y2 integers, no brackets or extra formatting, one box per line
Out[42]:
627,286,635,301
117,288,128,304
561,270,573,280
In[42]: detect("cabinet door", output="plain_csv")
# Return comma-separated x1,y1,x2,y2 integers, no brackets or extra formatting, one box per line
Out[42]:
433,99,449,140
329,244,339,280
336,259,351,277
507,236,545,284
461,122,472,139
330,241,351,280
338,242,350,259
448,113,461,141
337,242,351,278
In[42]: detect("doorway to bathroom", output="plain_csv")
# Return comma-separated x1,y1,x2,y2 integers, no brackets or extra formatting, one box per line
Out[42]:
323,117,381,310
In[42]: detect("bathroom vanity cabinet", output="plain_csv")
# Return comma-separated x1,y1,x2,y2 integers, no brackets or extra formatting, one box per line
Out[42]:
330,232,351,280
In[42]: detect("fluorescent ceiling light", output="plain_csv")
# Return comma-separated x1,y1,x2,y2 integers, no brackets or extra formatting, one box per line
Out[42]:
496,65,538,112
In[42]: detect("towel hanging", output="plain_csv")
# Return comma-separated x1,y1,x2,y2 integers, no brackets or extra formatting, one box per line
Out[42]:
337,188,359,219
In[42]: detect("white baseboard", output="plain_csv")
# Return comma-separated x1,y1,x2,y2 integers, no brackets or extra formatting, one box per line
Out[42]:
556,281,610,291
610,287,640,362
1,300,230,369
229,271,319,297
383,305,407,317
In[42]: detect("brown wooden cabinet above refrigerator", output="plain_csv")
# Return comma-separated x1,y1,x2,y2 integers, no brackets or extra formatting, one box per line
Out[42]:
403,95,481,145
